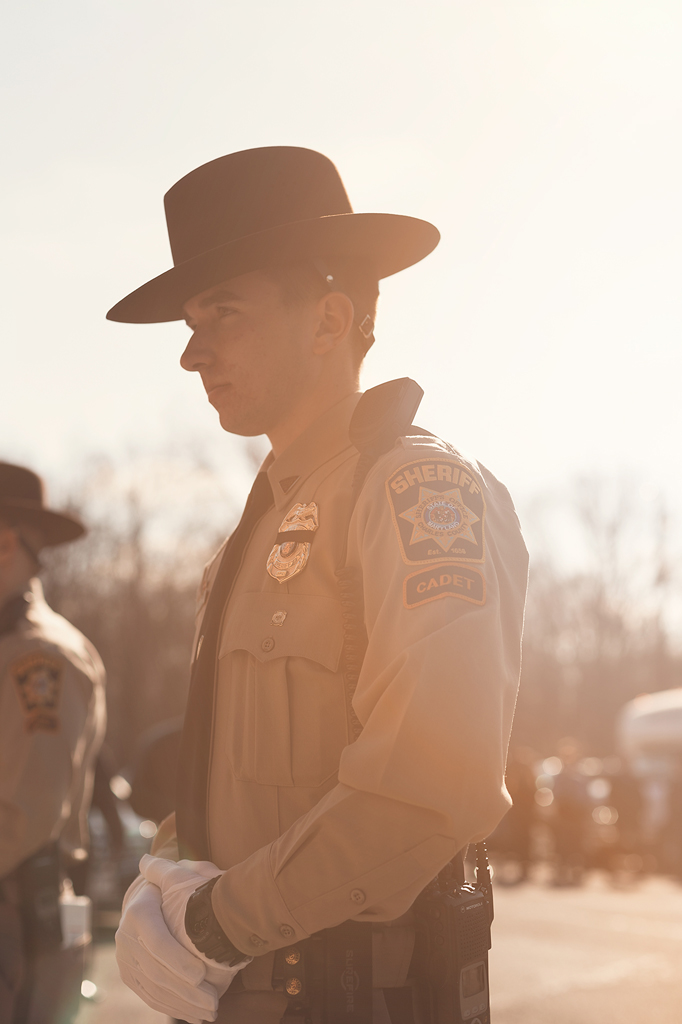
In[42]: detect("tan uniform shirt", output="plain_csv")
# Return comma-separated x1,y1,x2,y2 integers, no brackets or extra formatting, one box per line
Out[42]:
0,579,107,878
156,392,528,983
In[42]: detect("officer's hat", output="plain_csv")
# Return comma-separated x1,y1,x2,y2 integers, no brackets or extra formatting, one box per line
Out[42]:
0,463,85,546
107,146,440,324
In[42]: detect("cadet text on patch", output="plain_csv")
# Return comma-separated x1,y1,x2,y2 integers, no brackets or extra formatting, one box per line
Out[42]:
386,458,486,564
10,652,63,733
404,564,485,609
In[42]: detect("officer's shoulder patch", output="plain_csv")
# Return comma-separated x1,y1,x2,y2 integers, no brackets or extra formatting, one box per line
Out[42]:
386,454,486,565
404,564,486,609
10,650,64,733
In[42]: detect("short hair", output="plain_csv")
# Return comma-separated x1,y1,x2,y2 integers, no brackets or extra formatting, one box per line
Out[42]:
266,261,380,364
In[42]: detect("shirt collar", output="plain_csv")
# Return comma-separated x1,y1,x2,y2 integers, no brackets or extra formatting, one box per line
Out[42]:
266,392,362,511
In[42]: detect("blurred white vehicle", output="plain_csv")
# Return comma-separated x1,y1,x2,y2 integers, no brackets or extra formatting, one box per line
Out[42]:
617,689,682,863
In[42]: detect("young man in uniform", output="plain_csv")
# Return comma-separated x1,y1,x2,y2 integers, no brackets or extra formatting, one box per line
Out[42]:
0,462,107,1022
110,147,528,1024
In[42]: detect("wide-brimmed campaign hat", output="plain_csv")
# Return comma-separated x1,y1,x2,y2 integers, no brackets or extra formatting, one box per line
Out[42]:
0,463,85,546
107,146,440,324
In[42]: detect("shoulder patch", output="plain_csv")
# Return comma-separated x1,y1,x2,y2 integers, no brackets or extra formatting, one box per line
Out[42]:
386,457,486,564
10,652,63,733
404,564,486,609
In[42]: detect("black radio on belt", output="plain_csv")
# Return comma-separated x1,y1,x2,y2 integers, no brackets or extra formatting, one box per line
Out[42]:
413,843,493,1024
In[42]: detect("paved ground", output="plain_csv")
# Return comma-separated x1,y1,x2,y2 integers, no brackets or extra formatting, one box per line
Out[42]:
78,935,166,1024
490,874,682,1023
77,874,682,1023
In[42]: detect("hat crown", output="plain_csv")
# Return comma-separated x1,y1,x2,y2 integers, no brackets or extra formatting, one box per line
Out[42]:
165,147,354,267
0,463,45,506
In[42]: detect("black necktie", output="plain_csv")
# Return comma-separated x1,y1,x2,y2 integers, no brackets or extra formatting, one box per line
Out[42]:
176,472,274,860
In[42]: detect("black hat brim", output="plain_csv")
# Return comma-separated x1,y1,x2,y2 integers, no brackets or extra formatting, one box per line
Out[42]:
0,500,86,546
107,212,440,324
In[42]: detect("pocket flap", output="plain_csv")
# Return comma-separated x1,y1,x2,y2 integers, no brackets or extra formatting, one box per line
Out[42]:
218,592,344,672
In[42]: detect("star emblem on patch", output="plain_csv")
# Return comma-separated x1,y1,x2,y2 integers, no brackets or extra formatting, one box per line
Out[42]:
386,457,486,564
399,486,480,553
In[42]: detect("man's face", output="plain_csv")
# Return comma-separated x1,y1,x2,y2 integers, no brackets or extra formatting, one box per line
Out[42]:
180,270,318,437
0,522,43,583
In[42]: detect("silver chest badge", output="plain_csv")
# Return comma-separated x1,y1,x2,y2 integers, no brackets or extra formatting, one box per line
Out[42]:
266,502,318,583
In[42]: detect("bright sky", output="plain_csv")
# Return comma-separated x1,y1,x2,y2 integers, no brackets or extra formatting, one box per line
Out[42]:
2,0,681,552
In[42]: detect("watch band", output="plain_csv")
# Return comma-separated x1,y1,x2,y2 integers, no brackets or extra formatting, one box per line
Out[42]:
185,876,250,966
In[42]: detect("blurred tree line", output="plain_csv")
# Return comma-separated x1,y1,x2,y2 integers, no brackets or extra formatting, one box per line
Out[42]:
41,458,681,771
41,453,247,769
514,480,679,755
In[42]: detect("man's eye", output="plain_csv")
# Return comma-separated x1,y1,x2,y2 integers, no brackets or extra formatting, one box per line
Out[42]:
217,306,238,318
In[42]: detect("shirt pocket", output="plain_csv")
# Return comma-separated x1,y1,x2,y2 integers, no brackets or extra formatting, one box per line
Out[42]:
217,592,349,788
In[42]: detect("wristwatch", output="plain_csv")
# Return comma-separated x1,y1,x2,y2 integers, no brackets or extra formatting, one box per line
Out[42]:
185,876,250,966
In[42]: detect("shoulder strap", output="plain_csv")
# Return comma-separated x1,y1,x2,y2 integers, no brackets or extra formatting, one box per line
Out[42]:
348,378,424,500
336,379,424,739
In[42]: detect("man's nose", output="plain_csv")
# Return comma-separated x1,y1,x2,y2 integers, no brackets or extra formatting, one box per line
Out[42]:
180,329,209,372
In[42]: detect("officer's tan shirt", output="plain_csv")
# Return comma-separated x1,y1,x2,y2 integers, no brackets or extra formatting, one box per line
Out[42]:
158,392,528,971
0,579,107,877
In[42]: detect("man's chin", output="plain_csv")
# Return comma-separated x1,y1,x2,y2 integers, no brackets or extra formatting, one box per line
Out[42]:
215,407,264,439
208,395,244,434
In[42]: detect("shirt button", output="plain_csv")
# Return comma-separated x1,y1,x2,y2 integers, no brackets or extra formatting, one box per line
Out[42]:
279,924,294,938
261,637,275,653
250,934,266,947
350,889,366,904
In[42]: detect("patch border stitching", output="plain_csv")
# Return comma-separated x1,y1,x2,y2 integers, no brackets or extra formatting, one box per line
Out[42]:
386,457,487,566
403,563,486,609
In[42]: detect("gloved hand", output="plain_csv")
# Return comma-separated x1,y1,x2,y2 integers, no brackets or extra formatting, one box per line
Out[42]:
115,872,220,1024
139,854,251,991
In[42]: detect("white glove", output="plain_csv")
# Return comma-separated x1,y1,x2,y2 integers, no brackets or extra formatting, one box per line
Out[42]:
115,872,220,1024
139,854,251,992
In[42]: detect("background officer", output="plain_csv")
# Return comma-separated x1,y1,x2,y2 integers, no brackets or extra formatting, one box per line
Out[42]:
0,462,106,1023
110,147,529,1023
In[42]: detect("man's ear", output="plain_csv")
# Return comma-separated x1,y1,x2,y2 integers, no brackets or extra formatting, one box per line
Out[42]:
312,291,355,355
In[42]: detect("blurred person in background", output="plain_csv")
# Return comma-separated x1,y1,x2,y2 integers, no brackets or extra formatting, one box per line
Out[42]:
604,758,644,881
0,462,106,1023
491,746,537,883
68,748,126,900
108,147,529,1024
663,757,682,880
551,737,591,887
